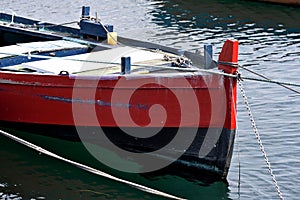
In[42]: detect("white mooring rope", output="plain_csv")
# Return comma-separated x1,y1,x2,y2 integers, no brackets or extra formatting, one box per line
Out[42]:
0,128,185,200
239,65,300,94
238,79,284,200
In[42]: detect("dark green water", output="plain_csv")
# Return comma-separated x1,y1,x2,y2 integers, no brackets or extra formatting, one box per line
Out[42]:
0,0,300,199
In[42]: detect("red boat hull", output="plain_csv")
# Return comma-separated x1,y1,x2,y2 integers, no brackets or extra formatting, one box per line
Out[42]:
0,39,238,180
0,72,236,178
0,73,234,128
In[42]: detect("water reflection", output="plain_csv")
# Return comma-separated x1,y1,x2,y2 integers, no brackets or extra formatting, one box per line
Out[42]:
141,0,300,74
148,0,300,29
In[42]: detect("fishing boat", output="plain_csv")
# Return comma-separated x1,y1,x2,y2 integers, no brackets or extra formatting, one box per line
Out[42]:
0,6,238,181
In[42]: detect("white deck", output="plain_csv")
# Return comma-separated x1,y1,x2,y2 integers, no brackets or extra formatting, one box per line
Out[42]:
3,46,173,75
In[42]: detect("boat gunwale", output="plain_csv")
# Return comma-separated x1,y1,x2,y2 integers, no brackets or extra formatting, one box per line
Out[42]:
0,70,225,89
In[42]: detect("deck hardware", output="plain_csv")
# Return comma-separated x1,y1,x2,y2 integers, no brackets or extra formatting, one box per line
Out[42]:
121,57,131,74
204,44,213,69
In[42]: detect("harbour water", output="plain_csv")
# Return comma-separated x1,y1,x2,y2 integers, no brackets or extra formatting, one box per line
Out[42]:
0,0,300,199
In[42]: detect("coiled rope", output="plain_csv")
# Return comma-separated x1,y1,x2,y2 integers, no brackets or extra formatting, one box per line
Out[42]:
238,79,284,200
0,128,185,200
